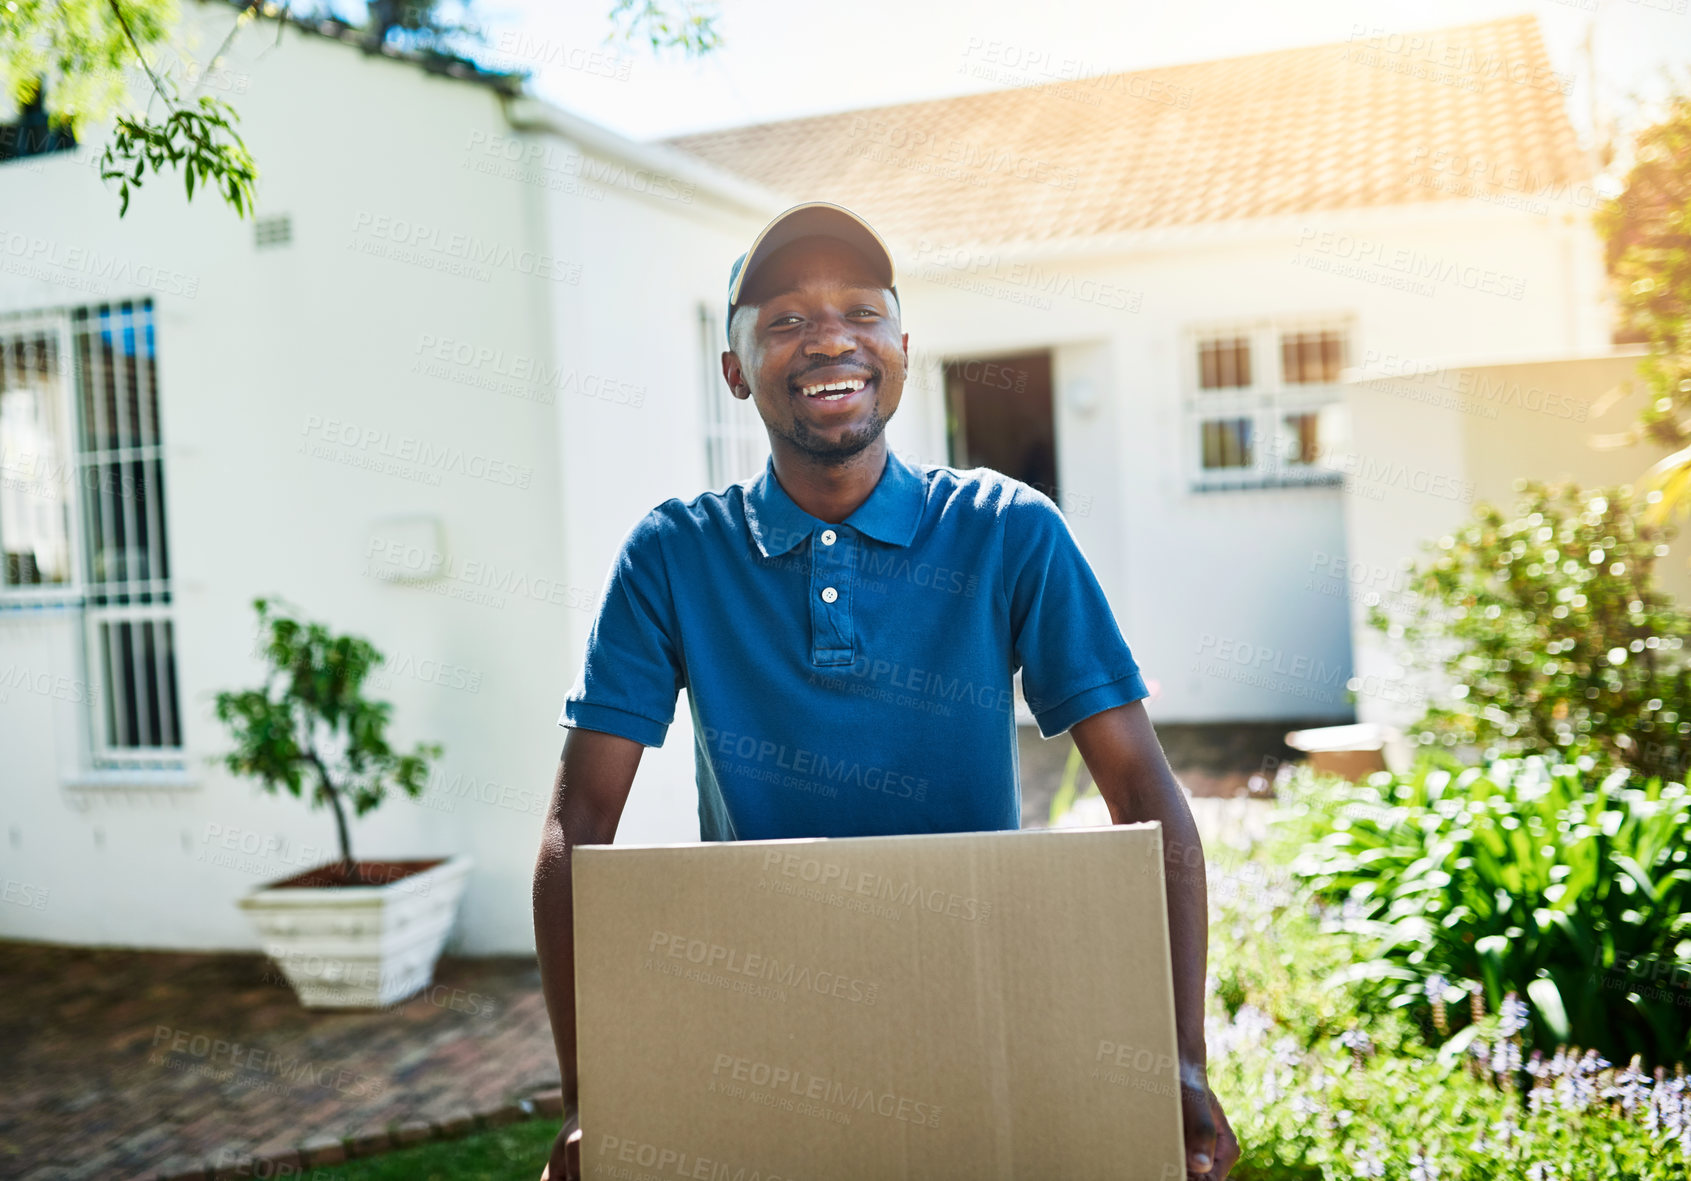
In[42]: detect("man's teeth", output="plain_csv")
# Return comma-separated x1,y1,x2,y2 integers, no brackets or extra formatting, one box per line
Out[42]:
801,379,867,400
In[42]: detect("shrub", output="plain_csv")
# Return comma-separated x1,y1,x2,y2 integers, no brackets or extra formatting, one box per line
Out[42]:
1205,854,1691,1180
1268,756,1691,1070
1369,480,1691,780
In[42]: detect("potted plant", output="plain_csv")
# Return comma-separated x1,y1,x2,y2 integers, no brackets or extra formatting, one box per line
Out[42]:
211,596,471,1008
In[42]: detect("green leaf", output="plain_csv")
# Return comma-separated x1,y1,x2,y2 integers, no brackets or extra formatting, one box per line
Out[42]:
1047,743,1093,826
1435,1022,1486,1067
1612,853,1663,904
1527,977,1572,1043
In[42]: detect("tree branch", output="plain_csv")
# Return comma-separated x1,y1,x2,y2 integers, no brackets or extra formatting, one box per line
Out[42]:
105,0,178,112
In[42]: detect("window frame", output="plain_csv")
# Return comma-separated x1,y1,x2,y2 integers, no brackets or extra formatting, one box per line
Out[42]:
0,310,84,600
1183,314,1355,492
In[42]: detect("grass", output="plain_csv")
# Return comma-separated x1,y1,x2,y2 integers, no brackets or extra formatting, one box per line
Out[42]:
306,1118,558,1180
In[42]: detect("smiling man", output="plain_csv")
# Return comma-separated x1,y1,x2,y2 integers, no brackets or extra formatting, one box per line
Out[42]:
535,201,1239,1181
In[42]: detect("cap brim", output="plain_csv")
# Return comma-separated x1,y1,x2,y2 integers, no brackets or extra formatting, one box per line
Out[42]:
727,202,896,306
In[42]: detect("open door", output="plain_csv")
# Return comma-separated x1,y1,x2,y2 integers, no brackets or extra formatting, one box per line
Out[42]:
943,351,1057,499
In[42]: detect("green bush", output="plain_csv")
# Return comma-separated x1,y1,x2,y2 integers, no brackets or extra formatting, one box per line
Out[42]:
1204,853,1691,1180
1267,756,1691,1070
1370,480,1691,780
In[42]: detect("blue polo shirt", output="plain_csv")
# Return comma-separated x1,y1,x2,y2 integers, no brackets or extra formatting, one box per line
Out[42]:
558,448,1149,841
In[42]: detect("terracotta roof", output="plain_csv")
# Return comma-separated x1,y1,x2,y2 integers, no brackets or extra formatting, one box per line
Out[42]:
664,15,1593,249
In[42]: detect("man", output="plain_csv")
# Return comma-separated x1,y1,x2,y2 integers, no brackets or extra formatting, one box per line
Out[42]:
536,202,1240,1180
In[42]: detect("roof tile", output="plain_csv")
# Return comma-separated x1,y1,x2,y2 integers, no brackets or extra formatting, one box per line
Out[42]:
666,15,1592,248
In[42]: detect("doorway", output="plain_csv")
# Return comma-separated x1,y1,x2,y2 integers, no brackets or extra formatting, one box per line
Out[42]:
943,351,1057,501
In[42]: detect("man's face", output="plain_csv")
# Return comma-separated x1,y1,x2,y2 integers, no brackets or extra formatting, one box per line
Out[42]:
722,235,908,467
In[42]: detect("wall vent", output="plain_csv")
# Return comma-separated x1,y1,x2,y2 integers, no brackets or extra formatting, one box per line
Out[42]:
254,215,292,248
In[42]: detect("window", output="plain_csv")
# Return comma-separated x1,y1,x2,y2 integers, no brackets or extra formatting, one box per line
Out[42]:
1200,417,1254,470
1276,411,1322,465
699,304,768,490
1198,336,1252,390
0,317,74,586
1186,318,1352,490
74,302,181,765
0,300,183,769
1281,330,1346,385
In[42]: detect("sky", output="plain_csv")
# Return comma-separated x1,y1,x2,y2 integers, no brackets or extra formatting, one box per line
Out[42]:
429,0,1691,152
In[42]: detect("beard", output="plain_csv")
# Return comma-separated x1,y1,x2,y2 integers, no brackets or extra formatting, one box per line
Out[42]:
779,397,891,467
773,355,902,468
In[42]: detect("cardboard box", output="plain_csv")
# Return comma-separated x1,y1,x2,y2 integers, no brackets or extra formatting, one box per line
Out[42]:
573,823,1185,1180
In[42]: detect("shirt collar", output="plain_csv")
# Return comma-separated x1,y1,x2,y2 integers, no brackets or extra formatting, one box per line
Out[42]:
744,448,926,558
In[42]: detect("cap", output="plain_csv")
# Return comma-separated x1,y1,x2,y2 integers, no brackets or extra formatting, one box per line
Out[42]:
725,201,897,344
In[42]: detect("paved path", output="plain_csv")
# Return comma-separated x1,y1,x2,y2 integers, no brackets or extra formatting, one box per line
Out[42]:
0,944,559,1180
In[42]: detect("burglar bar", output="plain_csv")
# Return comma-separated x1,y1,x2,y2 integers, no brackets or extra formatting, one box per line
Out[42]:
71,299,182,766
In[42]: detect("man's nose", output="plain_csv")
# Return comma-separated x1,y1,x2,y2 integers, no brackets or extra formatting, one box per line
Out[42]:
803,313,858,358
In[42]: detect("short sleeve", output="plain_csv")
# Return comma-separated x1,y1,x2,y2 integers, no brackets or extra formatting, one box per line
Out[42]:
559,508,685,747
1002,483,1148,738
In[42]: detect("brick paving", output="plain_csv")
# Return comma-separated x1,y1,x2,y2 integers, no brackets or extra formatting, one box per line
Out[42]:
0,943,563,1181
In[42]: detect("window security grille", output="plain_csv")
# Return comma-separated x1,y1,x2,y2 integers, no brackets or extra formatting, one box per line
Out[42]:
72,301,181,764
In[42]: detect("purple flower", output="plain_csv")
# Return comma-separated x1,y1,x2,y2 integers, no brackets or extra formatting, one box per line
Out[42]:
1498,991,1529,1037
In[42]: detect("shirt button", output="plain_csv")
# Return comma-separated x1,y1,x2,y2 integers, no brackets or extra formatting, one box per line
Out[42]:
821,586,838,603
820,529,837,546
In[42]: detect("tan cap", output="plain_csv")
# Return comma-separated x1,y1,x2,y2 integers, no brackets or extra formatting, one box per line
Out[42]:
726,201,897,342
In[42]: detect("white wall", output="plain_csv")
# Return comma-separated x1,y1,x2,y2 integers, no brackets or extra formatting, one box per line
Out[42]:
1344,350,1691,733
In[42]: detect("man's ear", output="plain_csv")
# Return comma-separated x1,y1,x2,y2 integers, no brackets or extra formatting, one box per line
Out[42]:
721,351,750,401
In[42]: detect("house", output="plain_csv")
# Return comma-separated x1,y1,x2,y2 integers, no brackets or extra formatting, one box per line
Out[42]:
664,13,1630,736
0,8,1650,955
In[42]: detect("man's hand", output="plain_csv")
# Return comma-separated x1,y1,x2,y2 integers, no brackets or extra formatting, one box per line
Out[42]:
535,729,643,1181
540,1110,581,1181
1180,1060,1240,1179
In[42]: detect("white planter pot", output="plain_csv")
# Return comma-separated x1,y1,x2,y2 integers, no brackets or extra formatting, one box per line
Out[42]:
237,854,474,1008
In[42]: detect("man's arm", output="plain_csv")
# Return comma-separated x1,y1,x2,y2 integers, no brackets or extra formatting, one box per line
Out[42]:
1069,699,1239,1180
535,725,645,1181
